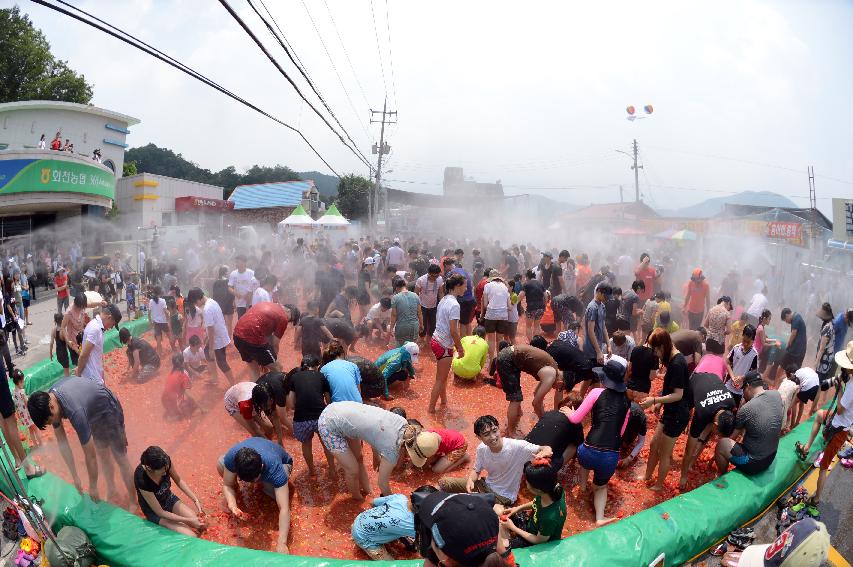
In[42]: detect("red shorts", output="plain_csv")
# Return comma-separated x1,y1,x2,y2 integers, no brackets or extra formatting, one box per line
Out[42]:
820,428,848,469
431,338,454,360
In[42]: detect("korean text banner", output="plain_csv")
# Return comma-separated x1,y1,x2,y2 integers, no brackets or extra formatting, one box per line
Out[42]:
0,158,115,199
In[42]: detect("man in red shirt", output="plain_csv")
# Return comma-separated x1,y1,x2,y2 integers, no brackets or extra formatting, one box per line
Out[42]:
682,268,711,330
634,253,659,303
232,302,299,378
54,267,70,314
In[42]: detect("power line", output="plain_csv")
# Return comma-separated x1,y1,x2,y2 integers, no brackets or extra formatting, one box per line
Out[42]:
645,145,853,185
321,0,371,108
292,0,371,141
369,0,388,96
219,0,372,169
383,0,398,107
32,0,343,175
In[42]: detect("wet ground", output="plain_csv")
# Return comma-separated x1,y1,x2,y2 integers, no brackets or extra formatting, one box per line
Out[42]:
30,328,720,560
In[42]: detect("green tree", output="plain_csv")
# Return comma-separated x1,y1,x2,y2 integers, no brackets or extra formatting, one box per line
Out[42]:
122,160,138,177
0,7,93,104
335,174,371,220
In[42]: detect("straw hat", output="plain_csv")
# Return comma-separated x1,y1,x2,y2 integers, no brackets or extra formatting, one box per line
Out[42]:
406,431,440,467
835,340,853,370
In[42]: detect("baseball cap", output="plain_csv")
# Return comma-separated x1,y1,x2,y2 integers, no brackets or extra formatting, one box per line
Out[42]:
362,257,376,266
403,341,419,363
738,517,829,567
418,492,499,564
406,431,440,467
592,355,627,392
719,295,732,305
744,370,764,388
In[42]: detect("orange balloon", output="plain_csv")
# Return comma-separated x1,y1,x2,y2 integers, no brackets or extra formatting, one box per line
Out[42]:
626,105,636,115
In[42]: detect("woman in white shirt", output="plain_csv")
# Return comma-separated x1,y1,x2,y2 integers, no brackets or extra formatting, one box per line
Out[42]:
148,286,171,355
482,271,512,362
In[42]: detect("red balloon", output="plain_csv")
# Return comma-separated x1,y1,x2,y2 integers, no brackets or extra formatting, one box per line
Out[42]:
626,105,636,115
644,104,654,114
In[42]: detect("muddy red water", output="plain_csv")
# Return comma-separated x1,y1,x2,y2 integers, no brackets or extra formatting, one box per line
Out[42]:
32,328,719,559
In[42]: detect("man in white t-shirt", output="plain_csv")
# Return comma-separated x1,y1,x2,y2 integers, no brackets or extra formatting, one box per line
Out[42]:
187,288,235,385
138,250,146,283
252,275,276,306
415,265,444,344
796,342,853,504
438,414,552,505
228,255,256,318
745,288,768,327
76,305,122,385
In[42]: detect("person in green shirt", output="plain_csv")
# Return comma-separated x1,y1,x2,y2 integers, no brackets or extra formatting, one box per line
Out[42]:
498,459,567,548
374,342,418,400
451,326,489,380
390,277,423,346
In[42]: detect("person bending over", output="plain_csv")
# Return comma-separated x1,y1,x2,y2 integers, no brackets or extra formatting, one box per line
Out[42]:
218,437,293,553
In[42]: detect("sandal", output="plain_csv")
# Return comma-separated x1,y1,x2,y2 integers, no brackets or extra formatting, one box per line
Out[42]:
794,441,808,461
22,465,46,480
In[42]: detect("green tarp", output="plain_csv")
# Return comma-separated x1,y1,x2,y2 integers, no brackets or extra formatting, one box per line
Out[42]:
5,322,825,566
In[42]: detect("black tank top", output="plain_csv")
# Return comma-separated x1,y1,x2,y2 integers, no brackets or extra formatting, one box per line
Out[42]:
585,389,630,451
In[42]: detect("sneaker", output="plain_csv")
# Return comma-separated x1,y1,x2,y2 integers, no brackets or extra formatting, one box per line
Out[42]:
710,542,728,556
841,458,853,468
839,446,853,459
730,527,755,539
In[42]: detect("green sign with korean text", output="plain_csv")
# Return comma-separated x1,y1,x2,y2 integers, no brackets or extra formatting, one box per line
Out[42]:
0,158,115,199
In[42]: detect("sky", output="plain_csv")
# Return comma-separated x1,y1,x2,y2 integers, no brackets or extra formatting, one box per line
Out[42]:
7,0,853,216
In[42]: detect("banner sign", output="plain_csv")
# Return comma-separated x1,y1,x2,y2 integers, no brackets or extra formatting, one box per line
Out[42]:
832,198,853,242
0,158,115,199
174,196,234,213
766,221,803,245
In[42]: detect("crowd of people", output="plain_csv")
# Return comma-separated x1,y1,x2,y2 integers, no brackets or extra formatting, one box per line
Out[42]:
2,233,851,565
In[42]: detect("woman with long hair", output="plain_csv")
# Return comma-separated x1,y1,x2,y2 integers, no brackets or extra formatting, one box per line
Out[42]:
639,328,690,491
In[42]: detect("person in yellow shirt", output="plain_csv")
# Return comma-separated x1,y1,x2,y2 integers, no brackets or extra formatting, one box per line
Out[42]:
452,326,489,380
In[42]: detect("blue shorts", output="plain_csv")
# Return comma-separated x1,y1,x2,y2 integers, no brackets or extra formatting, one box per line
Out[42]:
577,443,619,486
293,419,319,443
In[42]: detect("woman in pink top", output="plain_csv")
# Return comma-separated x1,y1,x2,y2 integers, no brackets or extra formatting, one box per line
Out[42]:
755,309,780,382
693,338,727,381
563,357,630,526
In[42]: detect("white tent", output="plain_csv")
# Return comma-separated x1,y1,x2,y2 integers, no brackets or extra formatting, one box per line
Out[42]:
316,203,350,227
278,204,316,228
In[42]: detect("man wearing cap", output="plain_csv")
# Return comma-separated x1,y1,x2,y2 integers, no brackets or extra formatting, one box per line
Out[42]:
727,517,829,567
54,266,70,314
794,341,853,506
683,268,710,331
418,491,508,567
76,304,122,385
714,371,784,476
374,342,418,400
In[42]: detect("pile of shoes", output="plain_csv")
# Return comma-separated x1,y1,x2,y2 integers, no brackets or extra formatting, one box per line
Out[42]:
839,444,853,468
710,527,755,556
2,506,22,541
777,486,819,534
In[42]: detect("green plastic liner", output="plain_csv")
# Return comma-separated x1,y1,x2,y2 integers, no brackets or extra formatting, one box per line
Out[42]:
3,321,825,566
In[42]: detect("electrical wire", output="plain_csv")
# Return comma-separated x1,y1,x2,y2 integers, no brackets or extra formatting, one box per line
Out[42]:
369,0,388,96
383,0,398,108
321,0,371,108
219,0,372,169
32,0,343,176
288,0,372,141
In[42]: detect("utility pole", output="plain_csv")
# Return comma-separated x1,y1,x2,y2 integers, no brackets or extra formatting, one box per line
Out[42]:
632,139,643,202
808,165,817,245
370,98,397,229
619,185,624,203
